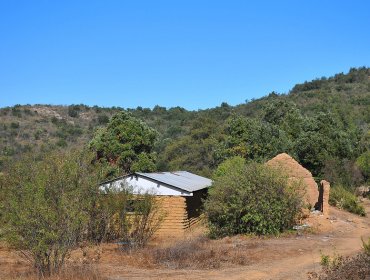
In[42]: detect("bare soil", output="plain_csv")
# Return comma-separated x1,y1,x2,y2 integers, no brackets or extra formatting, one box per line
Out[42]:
2,200,370,280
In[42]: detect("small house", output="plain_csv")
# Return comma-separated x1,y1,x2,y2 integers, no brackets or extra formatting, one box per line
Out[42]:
100,171,212,236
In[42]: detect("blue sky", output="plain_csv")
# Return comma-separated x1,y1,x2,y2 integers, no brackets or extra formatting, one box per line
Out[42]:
0,1,369,110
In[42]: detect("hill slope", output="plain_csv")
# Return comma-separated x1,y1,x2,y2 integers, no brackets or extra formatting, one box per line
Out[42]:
1,67,369,181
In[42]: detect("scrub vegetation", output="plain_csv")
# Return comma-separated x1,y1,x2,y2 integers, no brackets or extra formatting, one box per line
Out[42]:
0,67,369,278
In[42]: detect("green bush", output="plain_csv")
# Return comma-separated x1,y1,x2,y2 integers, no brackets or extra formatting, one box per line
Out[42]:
204,158,303,237
329,185,366,216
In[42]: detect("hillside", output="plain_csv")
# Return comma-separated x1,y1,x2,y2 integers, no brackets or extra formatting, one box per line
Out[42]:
1,67,369,181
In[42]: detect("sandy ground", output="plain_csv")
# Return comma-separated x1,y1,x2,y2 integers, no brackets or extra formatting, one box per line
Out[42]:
1,200,370,280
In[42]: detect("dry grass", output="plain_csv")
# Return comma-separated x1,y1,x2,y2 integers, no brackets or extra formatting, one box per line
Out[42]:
2,264,106,280
121,235,253,269
309,253,370,280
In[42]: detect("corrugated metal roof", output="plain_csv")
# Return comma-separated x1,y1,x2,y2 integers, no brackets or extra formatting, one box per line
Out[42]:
136,171,212,193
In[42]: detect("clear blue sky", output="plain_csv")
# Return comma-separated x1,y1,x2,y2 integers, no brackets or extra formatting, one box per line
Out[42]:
1,1,369,110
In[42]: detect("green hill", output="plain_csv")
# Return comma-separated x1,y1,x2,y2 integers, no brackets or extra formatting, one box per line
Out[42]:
1,67,369,185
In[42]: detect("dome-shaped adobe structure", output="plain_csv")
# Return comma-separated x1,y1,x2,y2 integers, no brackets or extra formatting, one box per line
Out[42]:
266,153,320,209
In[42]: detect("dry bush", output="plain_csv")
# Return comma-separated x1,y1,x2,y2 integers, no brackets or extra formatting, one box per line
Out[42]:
135,236,249,269
4,264,106,280
310,253,370,280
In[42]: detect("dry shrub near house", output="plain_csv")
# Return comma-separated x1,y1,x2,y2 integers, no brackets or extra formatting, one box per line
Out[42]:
139,236,248,269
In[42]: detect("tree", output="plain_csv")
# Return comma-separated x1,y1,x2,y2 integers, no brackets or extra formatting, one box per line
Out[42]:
160,117,225,177
89,111,158,177
262,100,304,139
224,115,293,162
0,150,102,276
204,159,303,237
295,112,357,177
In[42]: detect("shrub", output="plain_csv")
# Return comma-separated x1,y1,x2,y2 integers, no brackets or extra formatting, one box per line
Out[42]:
147,236,247,269
204,158,304,237
89,185,164,248
127,192,164,248
329,185,366,216
362,237,370,256
97,114,110,125
68,105,80,118
10,122,19,129
0,150,103,276
314,252,370,280
56,139,68,147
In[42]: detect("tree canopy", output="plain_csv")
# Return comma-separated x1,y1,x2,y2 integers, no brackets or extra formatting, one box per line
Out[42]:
89,111,158,177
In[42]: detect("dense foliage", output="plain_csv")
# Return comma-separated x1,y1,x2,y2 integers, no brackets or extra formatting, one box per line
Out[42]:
204,158,303,237
89,111,158,178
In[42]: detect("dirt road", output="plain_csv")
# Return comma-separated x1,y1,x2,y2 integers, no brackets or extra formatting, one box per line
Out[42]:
1,200,370,280
100,200,370,280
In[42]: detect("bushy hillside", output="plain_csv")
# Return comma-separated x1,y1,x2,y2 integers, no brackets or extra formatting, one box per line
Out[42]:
1,67,369,185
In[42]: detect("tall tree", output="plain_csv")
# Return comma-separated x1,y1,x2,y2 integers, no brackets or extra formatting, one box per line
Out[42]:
89,111,158,177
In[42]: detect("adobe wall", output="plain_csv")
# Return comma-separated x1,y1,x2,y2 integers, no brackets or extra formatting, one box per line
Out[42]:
320,180,330,216
155,196,188,237
266,153,319,209
154,191,206,237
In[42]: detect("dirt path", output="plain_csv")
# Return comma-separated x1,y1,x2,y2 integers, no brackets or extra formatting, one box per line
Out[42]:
100,200,370,280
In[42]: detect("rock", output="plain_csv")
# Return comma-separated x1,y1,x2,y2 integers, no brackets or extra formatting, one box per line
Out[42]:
356,185,370,197
293,224,310,230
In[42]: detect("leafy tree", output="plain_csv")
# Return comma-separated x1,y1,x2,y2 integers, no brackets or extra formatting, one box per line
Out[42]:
262,100,304,139
224,115,293,162
296,112,357,177
204,159,303,237
89,111,158,177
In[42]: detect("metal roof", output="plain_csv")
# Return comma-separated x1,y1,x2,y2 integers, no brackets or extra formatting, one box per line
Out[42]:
135,171,212,193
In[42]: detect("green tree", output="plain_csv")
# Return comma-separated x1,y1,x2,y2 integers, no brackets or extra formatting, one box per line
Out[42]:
224,115,292,162
89,111,158,177
296,112,357,177
263,100,304,139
